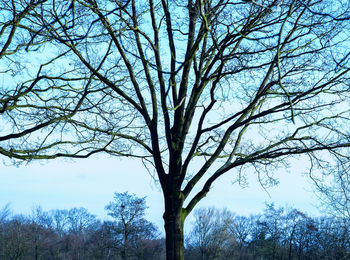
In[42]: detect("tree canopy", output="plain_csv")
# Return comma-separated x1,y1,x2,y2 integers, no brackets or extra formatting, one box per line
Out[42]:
1,0,350,259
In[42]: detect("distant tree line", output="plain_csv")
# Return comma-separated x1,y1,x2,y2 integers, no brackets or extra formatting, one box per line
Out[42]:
186,204,350,260
0,192,164,260
1,195,349,260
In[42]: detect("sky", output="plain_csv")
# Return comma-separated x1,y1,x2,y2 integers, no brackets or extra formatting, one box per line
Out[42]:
0,154,322,232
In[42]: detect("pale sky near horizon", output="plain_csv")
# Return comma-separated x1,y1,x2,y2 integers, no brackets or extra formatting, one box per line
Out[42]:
0,154,322,231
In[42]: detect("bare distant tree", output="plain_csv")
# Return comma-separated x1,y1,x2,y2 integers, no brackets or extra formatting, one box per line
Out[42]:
1,0,350,259
0,203,11,224
105,192,160,260
186,207,236,259
314,158,350,219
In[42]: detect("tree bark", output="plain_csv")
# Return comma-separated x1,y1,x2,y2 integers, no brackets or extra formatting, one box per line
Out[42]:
163,195,185,260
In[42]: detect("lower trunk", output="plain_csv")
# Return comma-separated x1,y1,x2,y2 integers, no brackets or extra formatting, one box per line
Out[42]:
163,197,185,260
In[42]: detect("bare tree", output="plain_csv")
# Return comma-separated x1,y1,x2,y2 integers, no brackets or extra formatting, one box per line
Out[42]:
1,0,350,259
105,192,160,260
314,156,350,220
186,207,236,260
0,204,11,224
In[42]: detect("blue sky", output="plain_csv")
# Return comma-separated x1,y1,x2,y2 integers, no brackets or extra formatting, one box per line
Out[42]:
0,154,321,231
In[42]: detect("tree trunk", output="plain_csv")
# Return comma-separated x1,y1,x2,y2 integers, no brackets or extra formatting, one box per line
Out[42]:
163,195,185,260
